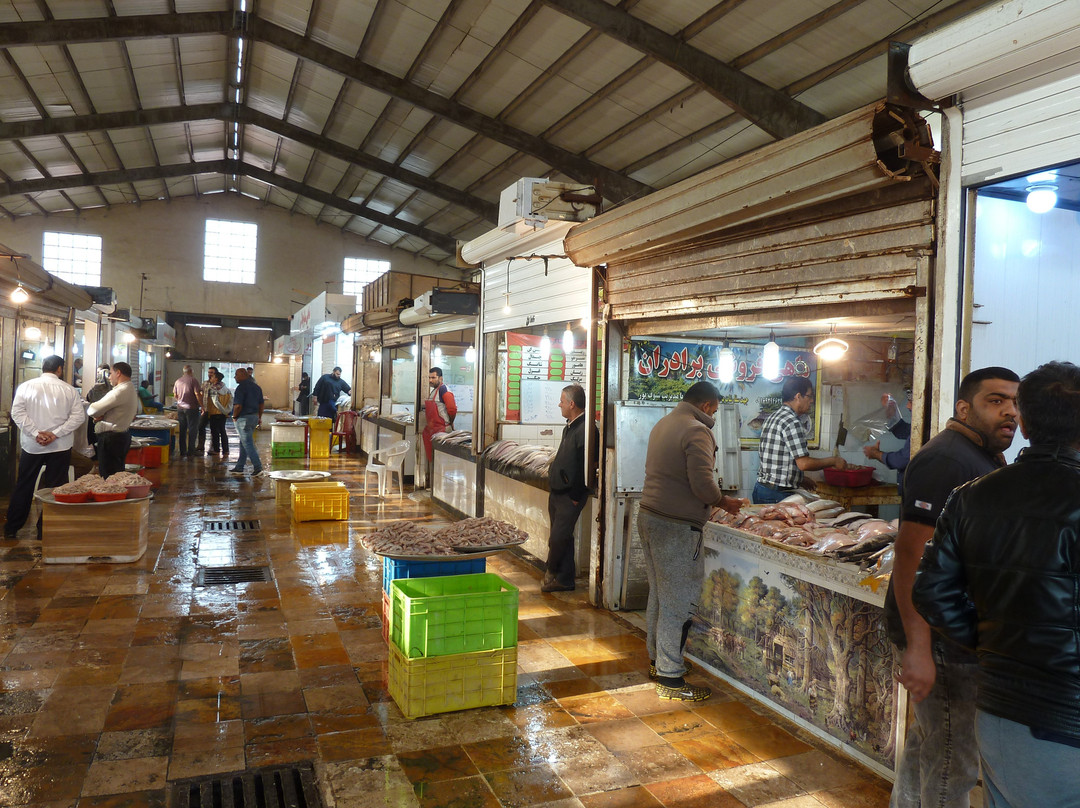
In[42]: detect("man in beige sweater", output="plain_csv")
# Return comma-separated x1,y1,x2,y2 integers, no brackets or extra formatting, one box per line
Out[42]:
638,381,745,701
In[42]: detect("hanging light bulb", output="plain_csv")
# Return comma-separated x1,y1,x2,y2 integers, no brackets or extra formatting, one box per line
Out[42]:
122,332,137,344
71,343,79,355
410,343,418,357
887,337,898,362
24,326,41,340
10,284,29,305
813,325,849,362
539,329,551,360
1026,184,1058,214
432,345,443,365
502,292,511,315
762,331,780,381
465,345,476,364
718,341,735,384
562,323,574,353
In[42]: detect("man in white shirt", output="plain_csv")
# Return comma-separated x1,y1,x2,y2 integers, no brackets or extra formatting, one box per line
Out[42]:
4,355,86,538
87,362,139,478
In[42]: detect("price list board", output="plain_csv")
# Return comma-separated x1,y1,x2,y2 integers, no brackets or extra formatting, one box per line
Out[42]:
505,332,598,423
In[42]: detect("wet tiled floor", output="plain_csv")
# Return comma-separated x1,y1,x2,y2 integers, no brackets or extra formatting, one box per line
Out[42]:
0,429,892,807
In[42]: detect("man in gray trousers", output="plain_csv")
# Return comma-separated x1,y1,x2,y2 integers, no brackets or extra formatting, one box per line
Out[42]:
638,381,745,701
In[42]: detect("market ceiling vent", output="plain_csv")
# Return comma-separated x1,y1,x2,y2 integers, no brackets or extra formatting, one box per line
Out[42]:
203,519,261,532
196,566,272,586
170,762,322,808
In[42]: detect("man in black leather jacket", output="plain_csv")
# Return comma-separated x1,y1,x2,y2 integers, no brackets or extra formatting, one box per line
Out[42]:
913,360,1080,808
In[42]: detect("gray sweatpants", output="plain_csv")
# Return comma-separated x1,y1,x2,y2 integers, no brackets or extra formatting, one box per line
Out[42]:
637,509,704,679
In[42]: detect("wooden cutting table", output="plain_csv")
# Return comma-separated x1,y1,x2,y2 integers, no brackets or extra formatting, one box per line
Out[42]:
813,481,901,515
35,489,149,564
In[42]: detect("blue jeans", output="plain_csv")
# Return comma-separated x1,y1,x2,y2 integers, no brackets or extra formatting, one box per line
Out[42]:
752,482,794,504
890,643,979,808
978,711,1080,808
233,414,261,473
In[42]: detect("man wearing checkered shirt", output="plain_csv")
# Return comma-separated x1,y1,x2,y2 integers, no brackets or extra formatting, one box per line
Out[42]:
753,376,846,504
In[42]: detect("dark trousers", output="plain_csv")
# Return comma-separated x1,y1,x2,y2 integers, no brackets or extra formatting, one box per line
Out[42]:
198,411,210,452
5,449,71,534
177,408,200,456
97,431,131,479
208,414,228,457
546,491,587,587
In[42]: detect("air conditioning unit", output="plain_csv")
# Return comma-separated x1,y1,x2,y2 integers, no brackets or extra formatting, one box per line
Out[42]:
498,177,598,229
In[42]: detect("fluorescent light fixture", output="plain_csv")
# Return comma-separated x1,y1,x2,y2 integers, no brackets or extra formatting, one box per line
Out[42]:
238,326,272,331
718,342,735,384
188,323,222,328
10,284,29,305
539,331,551,360
562,323,574,354
24,326,41,340
1026,185,1057,214
762,332,780,380
465,345,476,364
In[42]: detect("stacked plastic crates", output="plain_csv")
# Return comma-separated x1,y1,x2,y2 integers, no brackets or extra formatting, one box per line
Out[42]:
386,570,518,719
271,423,307,458
308,417,332,459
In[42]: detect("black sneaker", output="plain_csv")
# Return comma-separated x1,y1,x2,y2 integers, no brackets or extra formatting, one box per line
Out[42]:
656,682,711,701
649,659,693,680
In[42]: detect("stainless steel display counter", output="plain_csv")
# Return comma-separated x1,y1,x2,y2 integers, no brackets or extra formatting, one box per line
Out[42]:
432,442,477,518
689,522,902,779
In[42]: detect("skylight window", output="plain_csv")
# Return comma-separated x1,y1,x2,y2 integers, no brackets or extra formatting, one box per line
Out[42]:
204,219,257,284
42,232,102,286
343,257,389,307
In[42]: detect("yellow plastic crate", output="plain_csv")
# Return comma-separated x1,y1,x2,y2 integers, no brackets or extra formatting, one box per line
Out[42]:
388,641,517,719
308,418,332,459
290,481,349,522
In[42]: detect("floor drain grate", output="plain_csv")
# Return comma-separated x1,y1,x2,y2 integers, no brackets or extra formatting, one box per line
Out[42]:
196,566,272,586
171,762,323,808
204,519,261,531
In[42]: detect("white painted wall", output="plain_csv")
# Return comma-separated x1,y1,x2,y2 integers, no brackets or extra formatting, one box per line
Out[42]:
0,194,449,322
969,194,1080,461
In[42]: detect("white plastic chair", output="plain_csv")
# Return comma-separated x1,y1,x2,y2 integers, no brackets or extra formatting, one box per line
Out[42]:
34,464,75,493
363,440,410,500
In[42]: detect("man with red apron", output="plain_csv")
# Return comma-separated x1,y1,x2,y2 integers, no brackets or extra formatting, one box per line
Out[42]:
422,366,457,461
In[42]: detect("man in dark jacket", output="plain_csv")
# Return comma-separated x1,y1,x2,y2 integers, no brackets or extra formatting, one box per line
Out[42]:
887,366,1019,808
542,383,598,593
913,361,1080,808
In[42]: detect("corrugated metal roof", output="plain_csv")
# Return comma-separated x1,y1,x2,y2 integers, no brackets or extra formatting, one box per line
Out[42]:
0,0,996,263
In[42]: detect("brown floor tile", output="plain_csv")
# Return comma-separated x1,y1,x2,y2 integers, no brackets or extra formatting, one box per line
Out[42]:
814,780,892,808
708,761,806,805
243,714,313,745
77,791,167,808
239,670,302,695
640,708,719,742
614,744,703,785
693,700,774,733
671,732,760,772
725,725,814,761
105,683,179,731
318,727,396,762
645,773,746,808
239,637,295,673
584,716,665,753
767,750,869,794
544,677,603,700
171,719,244,752
290,632,351,668
462,735,548,774
559,693,636,724
239,690,308,719
484,764,573,808
178,675,241,700
310,711,382,733
580,785,664,807
245,736,318,767
175,695,243,724
168,746,247,780
397,744,480,784
80,756,169,796
303,683,370,714
95,728,173,761
413,775,501,808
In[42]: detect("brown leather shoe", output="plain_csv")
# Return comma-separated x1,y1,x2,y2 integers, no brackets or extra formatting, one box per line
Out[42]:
541,574,575,593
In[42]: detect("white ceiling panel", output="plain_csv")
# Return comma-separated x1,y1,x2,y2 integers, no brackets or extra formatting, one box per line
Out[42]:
285,63,344,132
323,84,389,145
259,0,315,36
308,0,378,59
362,0,450,79
128,39,182,108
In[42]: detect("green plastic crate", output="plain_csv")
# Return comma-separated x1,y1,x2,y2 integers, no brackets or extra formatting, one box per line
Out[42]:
389,641,517,719
390,573,518,659
271,441,305,458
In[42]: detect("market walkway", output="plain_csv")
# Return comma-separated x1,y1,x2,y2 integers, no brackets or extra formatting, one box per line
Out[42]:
0,429,891,808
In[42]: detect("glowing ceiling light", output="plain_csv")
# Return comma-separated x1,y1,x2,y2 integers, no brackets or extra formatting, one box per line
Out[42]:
762,332,780,380
10,284,29,305
465,345,476,364
814,325,849,362
122,332,137,343
539,331,551,361
410,343,417,357
717,342,735,384
1026,185,1058,214
24,326,41,340
432,345,443,365
562,323,574,354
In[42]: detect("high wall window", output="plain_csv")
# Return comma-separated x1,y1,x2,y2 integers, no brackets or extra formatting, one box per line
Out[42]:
343,257,389,302
42,232,102,285
204,219,257,284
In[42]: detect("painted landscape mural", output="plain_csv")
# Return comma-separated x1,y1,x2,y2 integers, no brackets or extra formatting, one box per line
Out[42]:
688,545,899,768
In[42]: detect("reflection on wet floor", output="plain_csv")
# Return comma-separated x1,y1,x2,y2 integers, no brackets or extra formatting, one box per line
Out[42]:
0,431,891,807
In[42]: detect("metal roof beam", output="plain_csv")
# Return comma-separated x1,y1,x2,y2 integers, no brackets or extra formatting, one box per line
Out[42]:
0,104,497,221
0,161,458,254
0,11,234,46
539,0,827,139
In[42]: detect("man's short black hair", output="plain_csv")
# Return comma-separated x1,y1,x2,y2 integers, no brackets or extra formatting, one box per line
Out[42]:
41,355,63,374
429,366,443,378
214,371,225,382
683,381,720,405
332,366,342,373
562,383,586,410
958,366,1020,403
1018,361,1080,446
781,376,813,403
113,362,132,378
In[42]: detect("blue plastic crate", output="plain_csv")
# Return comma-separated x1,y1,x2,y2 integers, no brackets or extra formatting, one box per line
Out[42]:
382,556,487,594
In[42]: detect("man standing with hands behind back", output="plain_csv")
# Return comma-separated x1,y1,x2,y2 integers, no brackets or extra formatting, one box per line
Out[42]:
887,367,1020,808
542,383,598,593
87,362,139,478
4,355,85,538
